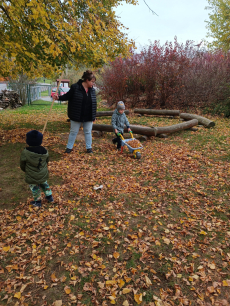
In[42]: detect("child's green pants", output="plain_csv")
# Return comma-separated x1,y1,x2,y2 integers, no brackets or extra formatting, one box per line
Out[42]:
29,181,52,201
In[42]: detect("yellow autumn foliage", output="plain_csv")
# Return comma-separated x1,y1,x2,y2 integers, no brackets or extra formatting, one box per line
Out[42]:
0,0,137,78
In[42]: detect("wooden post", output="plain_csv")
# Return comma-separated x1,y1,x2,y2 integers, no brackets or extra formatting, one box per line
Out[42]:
42,72,64,134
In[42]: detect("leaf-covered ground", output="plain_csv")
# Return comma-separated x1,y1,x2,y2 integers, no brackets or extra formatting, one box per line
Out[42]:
0,105,230,306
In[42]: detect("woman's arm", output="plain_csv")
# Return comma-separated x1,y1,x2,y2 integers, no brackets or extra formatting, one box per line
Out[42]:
55,86,74,101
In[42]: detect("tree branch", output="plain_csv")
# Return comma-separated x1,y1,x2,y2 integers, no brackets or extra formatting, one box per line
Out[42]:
143,0,158,16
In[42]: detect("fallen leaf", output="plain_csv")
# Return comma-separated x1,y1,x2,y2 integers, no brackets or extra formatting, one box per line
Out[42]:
54,301,62,306
113,252,120,259
163,238,170,245
208,263,216,270
51,273,58,282
60,276,67,283
123,288,132,294
64,286,71,294
223,280,230,287
3,246,10,252
14,292,21,299
134,293,142,304
145,275,152,286
118,279,125,288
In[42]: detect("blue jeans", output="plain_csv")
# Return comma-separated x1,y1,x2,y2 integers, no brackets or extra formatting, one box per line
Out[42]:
67,121,93,149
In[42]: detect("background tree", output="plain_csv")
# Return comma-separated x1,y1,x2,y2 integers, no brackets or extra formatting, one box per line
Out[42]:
0,0,137,79
206,0,230,51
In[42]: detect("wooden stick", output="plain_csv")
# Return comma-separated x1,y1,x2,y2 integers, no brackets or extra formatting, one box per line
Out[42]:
42,71,64,134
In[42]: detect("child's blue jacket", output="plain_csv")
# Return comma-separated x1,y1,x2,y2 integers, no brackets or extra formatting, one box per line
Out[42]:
111,109,130,133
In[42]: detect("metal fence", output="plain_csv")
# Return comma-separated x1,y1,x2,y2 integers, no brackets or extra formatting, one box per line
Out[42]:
7,83,53,105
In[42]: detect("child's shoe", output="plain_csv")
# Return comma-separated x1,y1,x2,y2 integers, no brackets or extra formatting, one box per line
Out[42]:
30,200,42,208
46,195,54,202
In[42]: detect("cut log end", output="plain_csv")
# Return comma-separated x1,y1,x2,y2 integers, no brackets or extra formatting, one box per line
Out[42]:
206,122,215,128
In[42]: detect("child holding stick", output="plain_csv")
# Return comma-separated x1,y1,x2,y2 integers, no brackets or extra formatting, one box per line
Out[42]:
20,130,53,208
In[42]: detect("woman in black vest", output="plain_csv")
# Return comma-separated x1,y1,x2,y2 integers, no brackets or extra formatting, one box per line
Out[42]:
54,70,97,153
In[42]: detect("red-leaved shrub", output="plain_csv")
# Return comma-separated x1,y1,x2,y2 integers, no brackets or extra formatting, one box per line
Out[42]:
99,37,230,115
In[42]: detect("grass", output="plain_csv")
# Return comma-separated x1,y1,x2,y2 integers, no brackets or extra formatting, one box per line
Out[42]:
0,105,230,305
41,90,49,96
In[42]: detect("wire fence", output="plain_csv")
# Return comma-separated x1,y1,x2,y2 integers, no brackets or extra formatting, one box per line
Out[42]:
7,68,104,106
8,83,53,105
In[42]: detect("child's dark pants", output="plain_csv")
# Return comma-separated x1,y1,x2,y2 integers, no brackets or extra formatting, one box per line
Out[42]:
112,133,123,149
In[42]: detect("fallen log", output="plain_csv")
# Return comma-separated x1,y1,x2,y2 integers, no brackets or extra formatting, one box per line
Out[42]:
92,121,198,137
154,119,198,136
134,109,180,116
92,124,157,136
96,110,129,117
180,113,215,128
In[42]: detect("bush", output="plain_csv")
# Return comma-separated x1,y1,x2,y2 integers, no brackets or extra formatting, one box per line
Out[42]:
99,38,230,116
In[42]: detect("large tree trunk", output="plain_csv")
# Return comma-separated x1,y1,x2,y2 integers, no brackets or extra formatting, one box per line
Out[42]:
92,120,198,137
134,109,180,116
180,113,215,128
154,119,198,136
96,110,129,117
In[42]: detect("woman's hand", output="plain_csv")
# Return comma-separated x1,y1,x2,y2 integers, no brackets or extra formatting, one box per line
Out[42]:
128,128,131,132
53,93,59,100
115,129,118,134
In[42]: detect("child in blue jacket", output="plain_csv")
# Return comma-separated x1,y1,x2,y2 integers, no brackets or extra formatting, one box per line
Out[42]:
111,101,131,150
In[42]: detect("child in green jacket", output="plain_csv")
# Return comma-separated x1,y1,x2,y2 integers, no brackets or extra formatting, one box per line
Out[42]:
20,130,53,208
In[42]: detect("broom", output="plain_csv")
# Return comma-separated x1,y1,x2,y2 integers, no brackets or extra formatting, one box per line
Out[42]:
42,71,64,134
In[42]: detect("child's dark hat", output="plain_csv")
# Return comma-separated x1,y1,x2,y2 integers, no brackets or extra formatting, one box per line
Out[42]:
26,130,43,146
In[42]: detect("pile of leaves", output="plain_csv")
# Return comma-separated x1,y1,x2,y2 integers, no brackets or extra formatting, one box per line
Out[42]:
126,139,142,149
0,109,230,306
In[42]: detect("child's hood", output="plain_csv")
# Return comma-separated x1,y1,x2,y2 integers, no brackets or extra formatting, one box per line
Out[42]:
23,149,48,167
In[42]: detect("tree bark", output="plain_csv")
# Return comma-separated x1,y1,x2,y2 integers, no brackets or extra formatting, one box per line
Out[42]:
180,113,215,128
134,109,180,116
154,119,198,136
96,110,129,117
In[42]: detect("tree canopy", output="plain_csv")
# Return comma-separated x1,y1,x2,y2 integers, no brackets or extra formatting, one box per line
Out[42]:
206,0,230,51
0,0,137,78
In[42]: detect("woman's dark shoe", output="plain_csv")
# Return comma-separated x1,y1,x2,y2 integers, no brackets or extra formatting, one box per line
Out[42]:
64,148,72,153
46,195,54,202
30,200,42,208
87,148,93,153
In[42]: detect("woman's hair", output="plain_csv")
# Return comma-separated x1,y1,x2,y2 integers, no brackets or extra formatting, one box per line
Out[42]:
81,70,96,82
